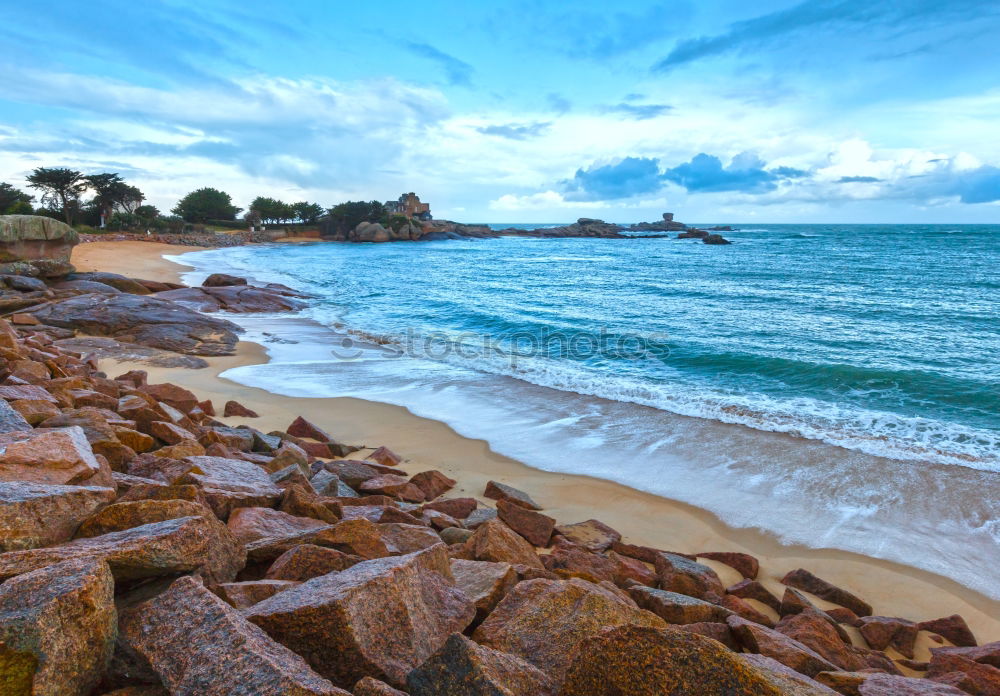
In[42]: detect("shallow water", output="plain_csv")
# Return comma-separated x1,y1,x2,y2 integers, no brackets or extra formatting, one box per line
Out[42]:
167,223,1000,597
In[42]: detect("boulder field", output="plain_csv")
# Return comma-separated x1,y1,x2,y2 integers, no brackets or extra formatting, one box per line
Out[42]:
0,311,994,694
0,222,986,694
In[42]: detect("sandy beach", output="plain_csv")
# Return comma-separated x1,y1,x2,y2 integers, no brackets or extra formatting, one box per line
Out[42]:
72,239,1000,652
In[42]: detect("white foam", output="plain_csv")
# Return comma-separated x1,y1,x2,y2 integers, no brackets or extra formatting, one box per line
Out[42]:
172,246,1000,599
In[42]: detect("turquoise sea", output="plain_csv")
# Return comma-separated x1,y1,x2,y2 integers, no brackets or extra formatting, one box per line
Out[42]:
170,224,1000,596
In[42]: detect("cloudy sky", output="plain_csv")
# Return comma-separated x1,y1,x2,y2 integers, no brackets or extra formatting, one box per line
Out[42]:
2,0,999,223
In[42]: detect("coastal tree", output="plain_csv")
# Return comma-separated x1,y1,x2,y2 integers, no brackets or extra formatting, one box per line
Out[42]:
292,201,324,224
326,200,385,235
84,173,145,227
26,167,88,225
0,182,34,214
172,187,241,223
249,196,294,224
117,184,145,214
135,204,160,226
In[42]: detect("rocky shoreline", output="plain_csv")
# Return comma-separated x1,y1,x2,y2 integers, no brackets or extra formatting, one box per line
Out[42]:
64,211,737,247
78,229,295,248
1,215,997,694
321,211,735,244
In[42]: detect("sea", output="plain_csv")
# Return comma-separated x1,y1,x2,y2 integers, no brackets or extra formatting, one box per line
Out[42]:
166,223,1000,597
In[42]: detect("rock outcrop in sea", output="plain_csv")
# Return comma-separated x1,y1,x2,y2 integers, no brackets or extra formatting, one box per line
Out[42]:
314,212,733,244
494,217,627,238
627,212,688,232
0,230,991,694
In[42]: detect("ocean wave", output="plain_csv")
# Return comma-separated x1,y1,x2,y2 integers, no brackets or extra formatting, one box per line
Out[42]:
429,347,1000,471
170,241,1000,472
509,256,616,262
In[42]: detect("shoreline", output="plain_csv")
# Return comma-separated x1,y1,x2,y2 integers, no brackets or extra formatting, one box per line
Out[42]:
72,240,1000,648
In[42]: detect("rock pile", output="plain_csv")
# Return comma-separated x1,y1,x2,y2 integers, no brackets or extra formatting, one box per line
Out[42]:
2,258,311,356
0,317,993,694
78,228,292,247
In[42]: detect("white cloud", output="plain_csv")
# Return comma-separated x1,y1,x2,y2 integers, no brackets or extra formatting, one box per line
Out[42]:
488,191,608,211
2,63,999,222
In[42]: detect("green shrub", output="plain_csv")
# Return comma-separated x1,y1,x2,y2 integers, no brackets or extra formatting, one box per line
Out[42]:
386,214,410,233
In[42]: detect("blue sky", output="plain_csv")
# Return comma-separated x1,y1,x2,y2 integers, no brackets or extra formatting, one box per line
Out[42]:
1,0,999,223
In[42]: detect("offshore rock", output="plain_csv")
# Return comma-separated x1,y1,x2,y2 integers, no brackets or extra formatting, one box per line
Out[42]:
678,229,710,239
627,213,688,232
499,218,624,239
703,233,732,245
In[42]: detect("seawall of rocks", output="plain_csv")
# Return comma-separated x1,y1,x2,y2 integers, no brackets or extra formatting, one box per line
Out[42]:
79,229,294,247
0,267,996,694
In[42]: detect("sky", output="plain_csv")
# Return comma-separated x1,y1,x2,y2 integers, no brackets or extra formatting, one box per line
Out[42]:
2,0,1000,223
